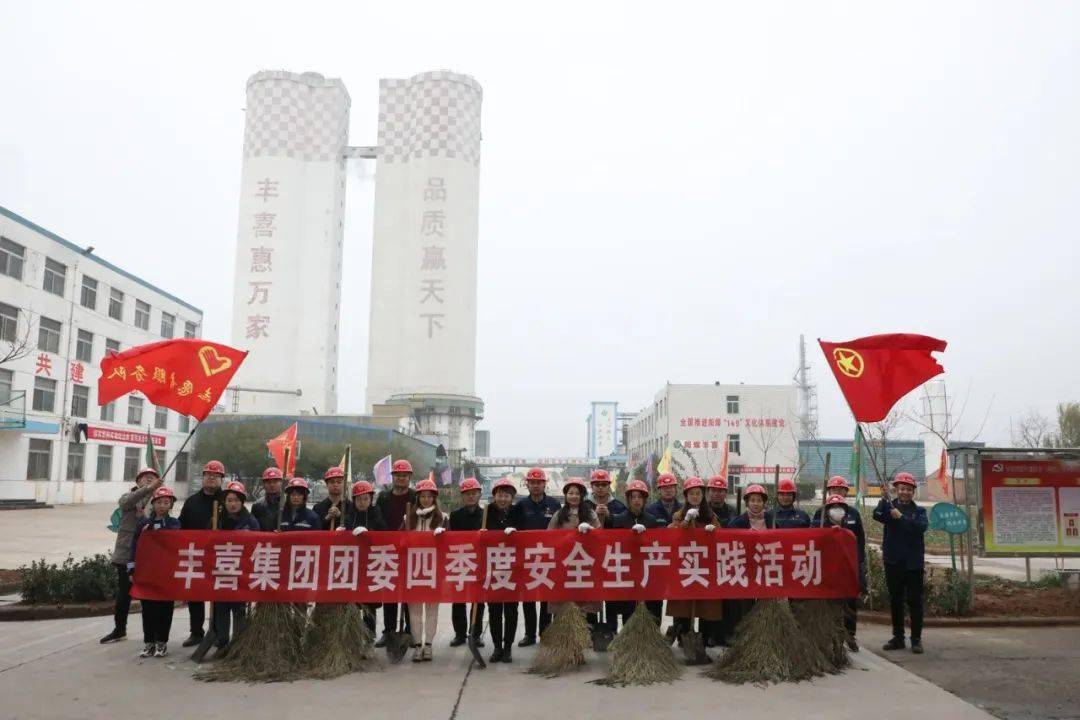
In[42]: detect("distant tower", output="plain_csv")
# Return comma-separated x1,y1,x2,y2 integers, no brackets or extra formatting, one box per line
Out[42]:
794,335,819,439
919,379,950,477
365,70,484,458
229,71,350,413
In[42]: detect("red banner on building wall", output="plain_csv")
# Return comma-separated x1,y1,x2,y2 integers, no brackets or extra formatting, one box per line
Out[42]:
131,528,859,604
85,426,166,447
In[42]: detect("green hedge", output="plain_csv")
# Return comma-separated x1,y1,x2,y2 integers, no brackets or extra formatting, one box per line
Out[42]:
19,554,118,604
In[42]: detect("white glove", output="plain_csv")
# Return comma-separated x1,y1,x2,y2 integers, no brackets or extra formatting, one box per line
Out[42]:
577,522,591,533
434,527,446,536
504,527,517,535
352,526,368,536
632,523,646,534
334,526,348,532
685,508,699,521
705,524,716,532
126,561,135,573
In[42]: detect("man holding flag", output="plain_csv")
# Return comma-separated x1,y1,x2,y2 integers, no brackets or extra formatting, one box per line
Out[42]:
178,460,225,647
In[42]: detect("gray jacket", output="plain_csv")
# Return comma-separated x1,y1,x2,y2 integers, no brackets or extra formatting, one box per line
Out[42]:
110,485,154,564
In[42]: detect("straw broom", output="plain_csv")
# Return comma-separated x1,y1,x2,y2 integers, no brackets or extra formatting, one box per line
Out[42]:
528,603,591,678
593,603,682,687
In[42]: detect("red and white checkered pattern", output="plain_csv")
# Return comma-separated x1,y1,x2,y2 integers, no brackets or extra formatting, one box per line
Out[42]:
377,70,482,167
243,71,351,162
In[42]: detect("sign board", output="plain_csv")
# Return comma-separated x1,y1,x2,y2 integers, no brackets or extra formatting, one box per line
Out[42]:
930,502,969,534
85,426,165,447
981,457,1080,556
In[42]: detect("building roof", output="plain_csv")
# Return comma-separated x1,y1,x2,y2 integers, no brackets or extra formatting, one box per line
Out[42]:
0,205,203,315
798,438,926,484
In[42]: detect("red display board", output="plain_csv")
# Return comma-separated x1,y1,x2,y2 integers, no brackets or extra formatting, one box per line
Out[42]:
981,457,1080,556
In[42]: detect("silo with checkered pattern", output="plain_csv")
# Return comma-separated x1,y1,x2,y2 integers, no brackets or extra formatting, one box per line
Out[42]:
229,70,350,414
365,70,484,459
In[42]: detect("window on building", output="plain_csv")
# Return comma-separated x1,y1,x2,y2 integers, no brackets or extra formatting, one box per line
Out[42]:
727,433,741,455
160,312,174,338
123,447,141,480
175,451,189,484
100,400,115,422
32,377,56,412
0,302,17,342
154,406,168,430
38,316,61,353
71,384,89,418
728,465,742,488
127,396,143,425
76,329,93,362
134,300,150,330
43,258,66,296
178,414,189,433
726,395,740,414
27,438,52,479
0,237,25,280
108,288,124,321
0,368,12,404
184,321,198,338
96,445,113,481
80,276,98,310
105,338,120,356
67,442,85,480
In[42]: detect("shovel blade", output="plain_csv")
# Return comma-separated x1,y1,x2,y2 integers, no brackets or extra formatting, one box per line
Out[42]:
386,631,413,664
190,629,218,663
467,635,487,669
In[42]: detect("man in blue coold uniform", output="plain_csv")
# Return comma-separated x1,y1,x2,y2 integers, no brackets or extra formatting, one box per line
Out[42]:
510,467,560,646
873,472,928,654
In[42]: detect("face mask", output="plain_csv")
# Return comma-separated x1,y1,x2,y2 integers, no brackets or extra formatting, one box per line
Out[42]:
828,507,846,523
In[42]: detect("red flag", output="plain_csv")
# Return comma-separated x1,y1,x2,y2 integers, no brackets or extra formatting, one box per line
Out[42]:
267,423,298,477
818,334,946,423
98,339,247,422
937,447,949,496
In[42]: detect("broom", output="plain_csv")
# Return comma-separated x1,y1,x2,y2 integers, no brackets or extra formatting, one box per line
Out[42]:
528,603,591,678
592,603,682,687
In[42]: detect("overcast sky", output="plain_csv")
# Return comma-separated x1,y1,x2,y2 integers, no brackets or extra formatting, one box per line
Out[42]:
2,2,1078,456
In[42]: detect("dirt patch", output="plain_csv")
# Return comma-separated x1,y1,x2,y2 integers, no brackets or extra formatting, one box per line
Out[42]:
0,568,20,594
975,585,1080,617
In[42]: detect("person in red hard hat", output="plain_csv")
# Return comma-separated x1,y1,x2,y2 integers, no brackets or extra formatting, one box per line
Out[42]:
873,472,928,654
374,459,417,648
645,473,682,527
772,477,812,529
486,477,520,662
101,466,163,645
513,467,560,646
667,478,721,644
406,478,445,662
280,478,320,531
251,466,284,531
313,465,351,530
178,460,225,648
728,483,773,529
546,478,601,620
341,480,387,635
585,468,627,528
130,485,180,658
827,475,852,497
813,492,866,652
611,479,661,624
207,481,259,661
706,475,736,525
449,476,486,649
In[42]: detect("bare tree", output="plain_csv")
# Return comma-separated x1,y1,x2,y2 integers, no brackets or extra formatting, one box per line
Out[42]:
0,308,35,367
860,408,921,485
744,403,786,471
1010,409,1053,448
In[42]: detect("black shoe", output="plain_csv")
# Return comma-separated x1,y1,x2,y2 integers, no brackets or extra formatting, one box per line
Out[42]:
477,638,485,648
181,633,204,648
99,629,126,644
911,640,924,654
846,637,860,653
665,626,678,646
501,646,513,663
882,637,905,651
207,645,230,661
375,632,388,649
449,635,467,647
488,648,504,663
517,635,536,647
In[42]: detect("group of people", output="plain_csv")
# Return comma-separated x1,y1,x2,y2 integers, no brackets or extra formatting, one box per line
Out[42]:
101,459,929,662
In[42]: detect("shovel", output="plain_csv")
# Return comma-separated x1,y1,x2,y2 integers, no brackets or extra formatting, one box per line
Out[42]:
191,500,220,663
466,506,489,668
386,503,415,663
591,602,614,652
679,600,710,665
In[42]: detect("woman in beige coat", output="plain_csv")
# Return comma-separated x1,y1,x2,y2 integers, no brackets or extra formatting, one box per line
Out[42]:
406,477,446,662
666,477,722,636
546,477,601,616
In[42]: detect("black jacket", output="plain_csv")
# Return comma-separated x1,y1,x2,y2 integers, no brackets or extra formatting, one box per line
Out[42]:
612,508,659,529
220,508,259,531
873,498,928,570
485,504,517,531
773,505,813,529
709,502,737,525
312,496,353,530
644,499,683,527
585,497,628,528
343,506,388,532
727,511,775,529
179,490,222,530
251,493,282,531
280,506,321,532
449,504,485,531
510,494,561,530
376,488,417,531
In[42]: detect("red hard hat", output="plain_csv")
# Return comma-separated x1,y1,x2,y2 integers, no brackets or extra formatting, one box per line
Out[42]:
261,467,283,481
892,472,917,488
459,477,482,493
707,475,728,491
391,460,413,474
285,478,309,493
625,479,650,497
777,478,797,494
562,477,587,497
324,466,345,481
744,484,768,499
136,466,159,479
223,481,247,500
589,469,611,484
492,477,517,495
525,467,547,482
351,480,375,497
825,493,848,506
151,486,176,501
656,473,677,488
415,478,438,494
202,460,225,476
827,475,850,490
682,477,705,494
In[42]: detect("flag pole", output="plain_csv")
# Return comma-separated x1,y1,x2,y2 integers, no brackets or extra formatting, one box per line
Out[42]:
159,421,200,482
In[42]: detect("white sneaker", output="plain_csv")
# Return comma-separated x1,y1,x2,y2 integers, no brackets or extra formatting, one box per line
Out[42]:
139,643,154,658
153,642,168,657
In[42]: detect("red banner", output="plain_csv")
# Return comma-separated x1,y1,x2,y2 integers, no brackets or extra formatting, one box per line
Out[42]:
85,426,165,447
131,528,859,603
98,339,248,422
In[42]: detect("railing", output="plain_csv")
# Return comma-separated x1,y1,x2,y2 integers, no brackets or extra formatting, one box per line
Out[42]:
0,390,26,429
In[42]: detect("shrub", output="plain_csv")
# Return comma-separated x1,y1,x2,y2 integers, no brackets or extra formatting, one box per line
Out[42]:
925,565,973,616
19,554,117,604
862,547,889,611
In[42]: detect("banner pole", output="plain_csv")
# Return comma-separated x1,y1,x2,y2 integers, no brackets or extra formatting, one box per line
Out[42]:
160,421,199,482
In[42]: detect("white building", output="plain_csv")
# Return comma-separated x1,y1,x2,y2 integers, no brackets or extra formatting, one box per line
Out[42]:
229,71,350,415
0,205,204,504
364,70,484,458
627,383,801,487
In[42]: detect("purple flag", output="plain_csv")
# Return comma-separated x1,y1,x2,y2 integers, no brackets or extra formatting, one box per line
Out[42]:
440,466,453,486
646,452,655,487
373,455,392,487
